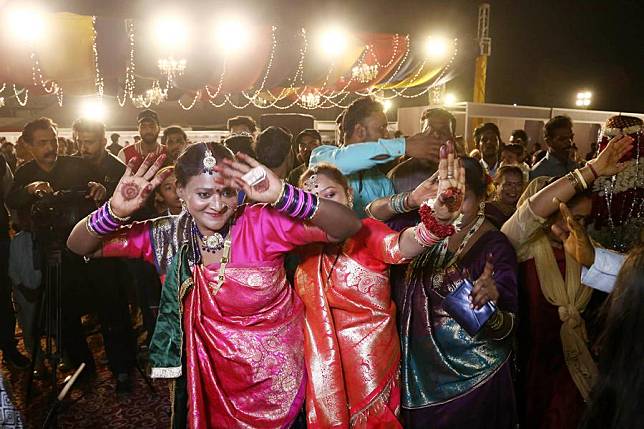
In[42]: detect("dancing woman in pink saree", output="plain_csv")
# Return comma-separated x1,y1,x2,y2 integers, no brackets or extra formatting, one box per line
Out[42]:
67,143,361,428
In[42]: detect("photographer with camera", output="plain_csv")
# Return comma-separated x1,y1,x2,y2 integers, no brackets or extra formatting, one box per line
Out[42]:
6,117,106,384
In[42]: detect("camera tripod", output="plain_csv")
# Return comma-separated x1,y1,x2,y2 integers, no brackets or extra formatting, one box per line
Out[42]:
25,243,85,429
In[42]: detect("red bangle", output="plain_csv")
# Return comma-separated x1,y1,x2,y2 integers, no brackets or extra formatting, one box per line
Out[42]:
588,163,599,180
419,204,456,239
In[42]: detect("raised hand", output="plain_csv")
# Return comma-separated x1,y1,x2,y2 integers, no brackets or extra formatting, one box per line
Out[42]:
86,181,107,203
404,131,444,162
470,254,499,309
409,171,439,208
589,135,633,177
110,154,170,218
433,141,465,223
551,201,595,267
214,152,283,204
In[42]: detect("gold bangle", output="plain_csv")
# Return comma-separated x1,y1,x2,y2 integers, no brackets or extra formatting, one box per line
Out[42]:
565,172,581,192
107,200,131,223
271,181,287,207
487,311,503,330
573,169,588,191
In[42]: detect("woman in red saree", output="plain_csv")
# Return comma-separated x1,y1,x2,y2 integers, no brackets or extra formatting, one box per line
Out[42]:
67,143,362,428
294,143,466,428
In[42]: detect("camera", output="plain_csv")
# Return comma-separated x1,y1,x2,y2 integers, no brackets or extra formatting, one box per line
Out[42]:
30,186,96,249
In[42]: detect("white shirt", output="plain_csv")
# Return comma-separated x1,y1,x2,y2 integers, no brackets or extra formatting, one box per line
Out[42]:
581,248,625,293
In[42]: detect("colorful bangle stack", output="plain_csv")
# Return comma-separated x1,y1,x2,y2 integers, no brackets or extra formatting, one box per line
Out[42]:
86,200,130,237
413,205,457,247
413,223,443,247
272,182,320,221
389,191,413,214
565,168,589,192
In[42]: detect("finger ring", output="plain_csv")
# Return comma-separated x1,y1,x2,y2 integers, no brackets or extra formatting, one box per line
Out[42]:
447,174,453,179
241,166,267,187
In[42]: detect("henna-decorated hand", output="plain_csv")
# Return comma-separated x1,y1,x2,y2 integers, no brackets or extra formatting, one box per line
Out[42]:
213,152,284,204
110,154,170,218
432,141,465,223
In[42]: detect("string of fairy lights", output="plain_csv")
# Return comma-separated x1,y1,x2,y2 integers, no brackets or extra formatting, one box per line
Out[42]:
1,15,458,112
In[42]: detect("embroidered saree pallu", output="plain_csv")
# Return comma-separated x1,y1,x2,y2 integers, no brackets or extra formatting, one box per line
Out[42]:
103,206,328,428
295,219,407,428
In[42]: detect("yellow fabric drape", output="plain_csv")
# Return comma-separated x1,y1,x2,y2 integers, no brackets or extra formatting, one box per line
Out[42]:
506,178,598,400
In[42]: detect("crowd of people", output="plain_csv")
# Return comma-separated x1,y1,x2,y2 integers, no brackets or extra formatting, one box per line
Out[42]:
0,96,642,429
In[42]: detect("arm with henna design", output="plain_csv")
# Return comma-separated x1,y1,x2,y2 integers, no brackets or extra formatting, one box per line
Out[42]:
67,154,169,256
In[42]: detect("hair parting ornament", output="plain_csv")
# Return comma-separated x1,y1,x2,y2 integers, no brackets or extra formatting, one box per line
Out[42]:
303,174,319,193
202,146,217,175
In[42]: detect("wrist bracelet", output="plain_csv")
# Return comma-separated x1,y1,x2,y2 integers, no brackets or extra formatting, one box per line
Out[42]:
587,163,599,180
107,199,131,222
565,171,582,192
272,182,320,221
418,204,456,239
88,201,129,236
272,181,287,208
573,168,588,191
413,223,443,247
390,191,413,214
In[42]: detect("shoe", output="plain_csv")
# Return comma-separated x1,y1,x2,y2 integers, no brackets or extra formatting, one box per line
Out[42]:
115,373,132,394
2,348,31,369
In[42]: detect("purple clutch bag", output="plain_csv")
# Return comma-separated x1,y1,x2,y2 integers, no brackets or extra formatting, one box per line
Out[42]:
442,277,496,336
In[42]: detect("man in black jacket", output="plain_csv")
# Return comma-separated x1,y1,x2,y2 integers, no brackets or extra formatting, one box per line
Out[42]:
6,118,106,382
74,118,138,392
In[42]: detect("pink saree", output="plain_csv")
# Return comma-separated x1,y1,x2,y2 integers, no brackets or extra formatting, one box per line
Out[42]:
295,218,406,428
103,205,328,428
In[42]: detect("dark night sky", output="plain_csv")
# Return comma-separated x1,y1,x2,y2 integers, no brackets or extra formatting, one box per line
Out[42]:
42,0,644,113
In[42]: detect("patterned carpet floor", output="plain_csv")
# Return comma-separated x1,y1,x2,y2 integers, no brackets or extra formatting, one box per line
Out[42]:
2,327,171,428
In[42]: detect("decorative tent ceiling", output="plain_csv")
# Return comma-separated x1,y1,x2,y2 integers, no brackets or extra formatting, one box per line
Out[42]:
0,11,457,111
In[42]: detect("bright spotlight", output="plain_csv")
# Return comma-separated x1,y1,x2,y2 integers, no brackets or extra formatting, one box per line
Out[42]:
6,6,46,44
425,36,449,60
214,18,251,55
575,90,592,108
319,27,348,57
153,15,189,51
80,99,107,122
444,93,457,106
382,99,393,113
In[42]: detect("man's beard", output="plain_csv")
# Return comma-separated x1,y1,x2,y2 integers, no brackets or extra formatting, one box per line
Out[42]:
141,133,159,146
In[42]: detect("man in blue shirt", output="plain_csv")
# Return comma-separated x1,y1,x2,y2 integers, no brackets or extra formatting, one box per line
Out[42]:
310,96,441,217
530,115,580,180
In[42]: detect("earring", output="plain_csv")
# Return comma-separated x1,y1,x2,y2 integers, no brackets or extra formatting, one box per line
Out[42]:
347,196,354,209
478,201,486,216
180,199,187,211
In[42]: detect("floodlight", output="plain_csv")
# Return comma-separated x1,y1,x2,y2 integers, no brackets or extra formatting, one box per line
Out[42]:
444,93,457,106
575,90,592,108
214,18,251,54
153,15,189,51
6,6,46,44
425,36,449,60
80,99,107,122
382,99,393,113
319,27,348,57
